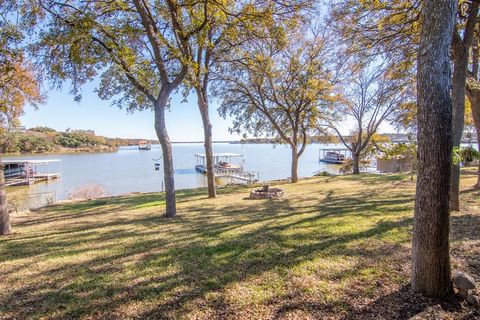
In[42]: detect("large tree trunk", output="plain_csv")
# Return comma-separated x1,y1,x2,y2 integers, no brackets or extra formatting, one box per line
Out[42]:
195,88,216,198
0,161,11,235
449,3,479,211
412,0,456,297
352,153,360,174
291,146,299,183
154,95,176,218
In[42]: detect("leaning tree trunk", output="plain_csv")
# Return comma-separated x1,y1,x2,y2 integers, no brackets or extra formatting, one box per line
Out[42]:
196,88,216,198
450,51,468,211
468,85,480,188
0,160,11,235
154,95,176,218
412,0,456,297
352,153,360,174
449,3,479,211
477,131,480,189
291,146,299,183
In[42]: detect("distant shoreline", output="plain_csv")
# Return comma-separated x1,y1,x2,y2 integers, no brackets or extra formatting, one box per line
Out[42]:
2,148,119,157
3,138,477,156
171,141,237,144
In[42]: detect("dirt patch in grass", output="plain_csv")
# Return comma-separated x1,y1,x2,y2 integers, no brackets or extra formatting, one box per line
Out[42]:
0,173,479,319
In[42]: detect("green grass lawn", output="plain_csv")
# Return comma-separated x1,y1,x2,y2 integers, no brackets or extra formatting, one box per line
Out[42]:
1,172,479,319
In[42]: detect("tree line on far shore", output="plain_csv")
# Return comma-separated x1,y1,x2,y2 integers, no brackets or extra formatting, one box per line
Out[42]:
0,126,157,153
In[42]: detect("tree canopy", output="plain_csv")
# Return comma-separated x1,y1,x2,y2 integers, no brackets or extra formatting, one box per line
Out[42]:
0,20,42,130
327,60,410,173
217,21,336,182
36,0,223,217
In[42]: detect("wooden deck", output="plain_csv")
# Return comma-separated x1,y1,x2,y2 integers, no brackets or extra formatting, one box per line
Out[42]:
5,173,60,187
195,166,259,184
214,169,259,183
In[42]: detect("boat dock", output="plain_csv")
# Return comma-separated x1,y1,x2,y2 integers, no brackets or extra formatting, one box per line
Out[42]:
138,140,152,150
2,159,61,187
194,153,259,184
319,148,350,164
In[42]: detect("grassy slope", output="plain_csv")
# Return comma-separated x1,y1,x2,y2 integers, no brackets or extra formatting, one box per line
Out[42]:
0,172,479,319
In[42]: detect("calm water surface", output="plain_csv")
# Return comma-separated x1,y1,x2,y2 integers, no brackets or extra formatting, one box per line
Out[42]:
6,143,348,201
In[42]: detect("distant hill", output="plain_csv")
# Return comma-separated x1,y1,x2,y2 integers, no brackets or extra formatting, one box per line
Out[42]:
231,132,478,145
0,126,158,154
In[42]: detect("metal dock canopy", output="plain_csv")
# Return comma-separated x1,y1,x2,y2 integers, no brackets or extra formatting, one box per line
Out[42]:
194,153,259,183
195,153,244,171
2,159,61,186
194,153,244,159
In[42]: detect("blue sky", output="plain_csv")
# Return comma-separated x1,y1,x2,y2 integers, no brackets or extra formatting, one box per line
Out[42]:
20,80,241,142
20,77,396,142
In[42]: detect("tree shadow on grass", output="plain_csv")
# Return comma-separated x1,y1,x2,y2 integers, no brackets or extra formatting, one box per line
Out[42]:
340,173,411,185
460,168,479,176
450,212,480,282
0,184,419,319
459,187,480,196
18,184,255,230
341,285,470,320
136,215,414,319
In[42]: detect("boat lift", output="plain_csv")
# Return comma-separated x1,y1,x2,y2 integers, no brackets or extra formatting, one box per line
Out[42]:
319,148,350,164
194,153,259,184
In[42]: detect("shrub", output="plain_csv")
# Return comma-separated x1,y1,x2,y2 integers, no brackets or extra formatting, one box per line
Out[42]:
7,192,28,213
339,158,370,174
69,183,108,200
0,132,20,153
314,170,331,177
460,146,480,164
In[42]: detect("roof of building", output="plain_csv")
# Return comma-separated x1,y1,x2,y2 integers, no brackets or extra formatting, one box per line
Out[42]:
195,153,243,158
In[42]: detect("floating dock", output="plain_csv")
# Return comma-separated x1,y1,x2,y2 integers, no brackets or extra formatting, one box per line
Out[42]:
2,159,61,187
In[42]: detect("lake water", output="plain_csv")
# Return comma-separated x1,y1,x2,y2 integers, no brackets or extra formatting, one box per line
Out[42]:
5,143,347,201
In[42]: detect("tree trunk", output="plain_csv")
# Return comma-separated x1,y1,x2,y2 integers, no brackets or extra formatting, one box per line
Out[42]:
450,48,467,210
291,146,299,183
154,95,176,218
352,153,360,174
0,161,11,235
449,3,479,211
477,135,480,189
469,89,480,188
450,164,461,211
412,0,456,297
195,88,216,198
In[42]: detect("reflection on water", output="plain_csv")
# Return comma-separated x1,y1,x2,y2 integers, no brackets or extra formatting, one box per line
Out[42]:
5,143,345,201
